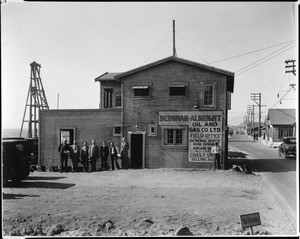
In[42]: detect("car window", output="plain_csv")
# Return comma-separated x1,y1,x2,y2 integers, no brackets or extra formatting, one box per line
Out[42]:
16,144,25,152
286,138,296,144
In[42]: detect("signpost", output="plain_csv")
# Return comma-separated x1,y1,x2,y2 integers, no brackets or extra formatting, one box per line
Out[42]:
240,212,261,235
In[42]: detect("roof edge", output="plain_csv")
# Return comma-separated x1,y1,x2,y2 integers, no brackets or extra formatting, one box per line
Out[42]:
115,56,235,79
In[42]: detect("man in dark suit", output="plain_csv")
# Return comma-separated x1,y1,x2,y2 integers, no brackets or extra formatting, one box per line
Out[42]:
110,141,120,170
100,141,109,171
58,138,70,173
70,140,80,172
120,137,130,169
88,140,99,172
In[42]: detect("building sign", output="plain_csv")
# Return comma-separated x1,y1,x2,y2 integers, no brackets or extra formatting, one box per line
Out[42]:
159,111,223,162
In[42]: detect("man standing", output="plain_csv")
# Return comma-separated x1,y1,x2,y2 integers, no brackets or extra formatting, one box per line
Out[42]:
80,141,89,172
211,141,221,170
88,140,99,172
100,141,109,171
58,138,70,173
70,140,80,172
110,141,120,170
120,137,129,169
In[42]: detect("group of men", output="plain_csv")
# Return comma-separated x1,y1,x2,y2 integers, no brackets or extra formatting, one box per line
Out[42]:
58,137,129,173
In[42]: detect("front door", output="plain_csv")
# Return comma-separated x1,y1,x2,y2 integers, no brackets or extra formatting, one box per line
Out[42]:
130,134,143,168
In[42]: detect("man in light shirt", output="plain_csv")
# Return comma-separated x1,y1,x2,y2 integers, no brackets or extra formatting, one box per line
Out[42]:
211,142,221,170
88,140,99,172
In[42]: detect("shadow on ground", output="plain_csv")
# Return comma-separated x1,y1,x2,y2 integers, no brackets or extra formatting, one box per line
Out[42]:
3,193,40,200
25,176,67,181
4,181,75,189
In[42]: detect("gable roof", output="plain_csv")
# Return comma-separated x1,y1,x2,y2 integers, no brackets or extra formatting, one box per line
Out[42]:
95,72,122,82
267,109,296,125
115,56,235,92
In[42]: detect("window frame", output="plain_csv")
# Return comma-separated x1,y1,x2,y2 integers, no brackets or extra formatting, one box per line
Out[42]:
148,124,157,137
132,84,152,99
59,128,76,145
114,88,122,108
203,83,215,107
167,83,188,98
113,126,122,136
160,125,187,148
103,87,113,108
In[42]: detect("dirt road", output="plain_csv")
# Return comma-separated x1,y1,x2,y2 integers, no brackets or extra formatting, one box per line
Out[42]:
2,168,295,236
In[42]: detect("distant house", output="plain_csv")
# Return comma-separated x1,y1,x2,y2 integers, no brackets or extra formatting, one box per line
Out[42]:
264,108,296,144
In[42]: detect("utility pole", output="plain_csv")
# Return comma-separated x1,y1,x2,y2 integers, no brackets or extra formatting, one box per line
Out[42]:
173,20,177,57
250,93,267,138
285,59,296,76
247,105,254,135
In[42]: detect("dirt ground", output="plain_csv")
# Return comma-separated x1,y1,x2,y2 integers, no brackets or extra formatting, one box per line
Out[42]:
2,168,296,237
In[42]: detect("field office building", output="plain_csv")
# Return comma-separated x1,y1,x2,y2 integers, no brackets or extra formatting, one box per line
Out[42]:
39,56,235,170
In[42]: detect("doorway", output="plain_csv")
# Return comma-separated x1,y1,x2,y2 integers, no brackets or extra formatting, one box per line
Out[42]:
130,134,143,169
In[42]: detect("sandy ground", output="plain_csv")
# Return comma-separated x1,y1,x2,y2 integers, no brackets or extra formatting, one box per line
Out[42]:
2,168,296,237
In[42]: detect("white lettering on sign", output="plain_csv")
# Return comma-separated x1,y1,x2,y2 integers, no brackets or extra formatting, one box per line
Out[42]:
159,111,223,163
240,212,261,229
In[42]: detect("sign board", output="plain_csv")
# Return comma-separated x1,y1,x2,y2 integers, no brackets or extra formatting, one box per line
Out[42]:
158,111,223,162
240,212,261,229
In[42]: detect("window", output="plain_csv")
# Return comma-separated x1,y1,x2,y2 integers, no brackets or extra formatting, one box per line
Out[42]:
161,126,187,147
169,85,186,96
103,88,113,108
203,84,215,106
60,129,74,144
279,127,294,138
148,124,157,136
164,129,183,145
133,86,150,97
115,89,121,107
113,126,122,136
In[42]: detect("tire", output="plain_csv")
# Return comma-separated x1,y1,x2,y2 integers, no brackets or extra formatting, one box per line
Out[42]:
292,146,296,156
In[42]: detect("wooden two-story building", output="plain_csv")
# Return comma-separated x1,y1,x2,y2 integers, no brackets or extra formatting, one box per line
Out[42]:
39,56,234,169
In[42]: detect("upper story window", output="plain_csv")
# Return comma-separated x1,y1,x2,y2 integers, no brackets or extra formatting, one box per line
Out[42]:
133,85,150,97
115,89,122,107
169,84,186,96
203,84,215,106
103,87,121,108
103,88,113,108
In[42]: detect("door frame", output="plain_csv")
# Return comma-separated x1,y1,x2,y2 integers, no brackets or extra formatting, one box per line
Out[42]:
128,131,146,168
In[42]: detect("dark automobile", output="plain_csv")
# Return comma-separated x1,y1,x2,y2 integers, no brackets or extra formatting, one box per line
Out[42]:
2,137,31,186
278,137,297,158
25,138,38,165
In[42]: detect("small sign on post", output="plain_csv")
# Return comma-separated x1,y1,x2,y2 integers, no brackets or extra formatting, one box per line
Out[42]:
240,212,261,235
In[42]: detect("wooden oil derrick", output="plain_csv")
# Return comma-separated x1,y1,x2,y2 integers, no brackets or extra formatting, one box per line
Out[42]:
20,61,49,138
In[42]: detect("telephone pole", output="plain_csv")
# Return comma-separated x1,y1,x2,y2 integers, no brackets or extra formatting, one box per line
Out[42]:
247,105,254,135
250,93,267,138
285,59,296,76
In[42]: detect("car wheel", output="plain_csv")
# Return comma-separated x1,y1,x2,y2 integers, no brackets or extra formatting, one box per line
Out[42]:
284,151,288,159
292,146,296,156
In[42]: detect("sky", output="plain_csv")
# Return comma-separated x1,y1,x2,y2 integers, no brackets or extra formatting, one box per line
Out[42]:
1,1,298,131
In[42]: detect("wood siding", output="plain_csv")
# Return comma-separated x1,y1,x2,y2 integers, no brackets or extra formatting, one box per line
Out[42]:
39,109,121,167
121,60,228,168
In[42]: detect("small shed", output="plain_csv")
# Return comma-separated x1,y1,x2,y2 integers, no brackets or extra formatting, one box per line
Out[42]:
264,108,296,143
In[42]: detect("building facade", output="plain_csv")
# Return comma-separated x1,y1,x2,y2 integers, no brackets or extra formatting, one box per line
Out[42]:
39,56,234,169
264,108,296,144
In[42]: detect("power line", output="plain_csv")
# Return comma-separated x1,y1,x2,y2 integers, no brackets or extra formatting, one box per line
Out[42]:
235,45,295,76
140,33,171,66
175,32,210,65
235,42,294,73
209,40,295,64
